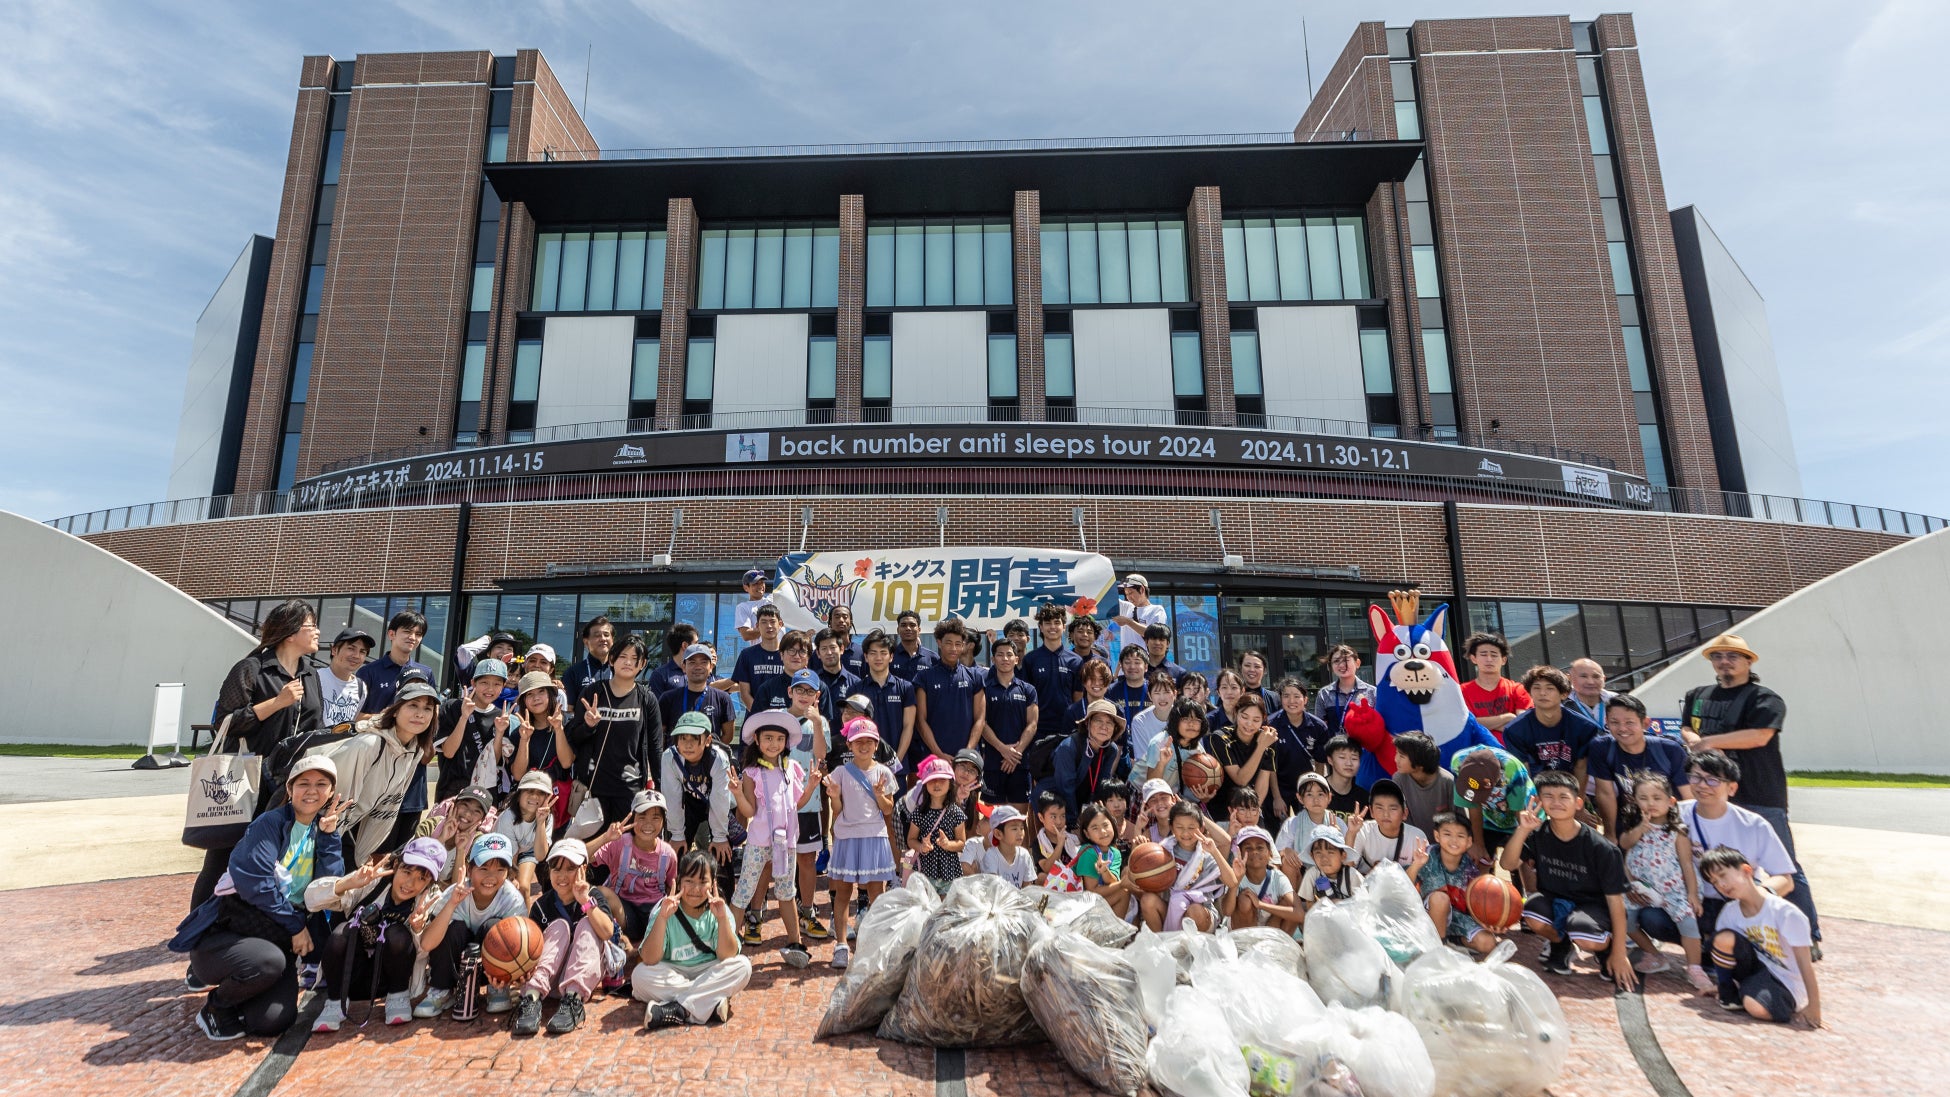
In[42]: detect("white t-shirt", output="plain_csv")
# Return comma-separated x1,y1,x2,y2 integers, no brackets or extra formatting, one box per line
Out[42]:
1715,892,1812,1010
493,808,552,858
1238,867,1294,924
1679,801,1796,899
317,667,366,727
979,843,1037,887
448,881,527,931
733,595,773,634
1115,599,1169,652
1275,810,1344,869
1130,708,1172,770
1350,820,1428,873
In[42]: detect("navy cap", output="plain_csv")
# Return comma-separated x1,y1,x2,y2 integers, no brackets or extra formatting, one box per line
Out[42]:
789,668,822,693
743,569,768,584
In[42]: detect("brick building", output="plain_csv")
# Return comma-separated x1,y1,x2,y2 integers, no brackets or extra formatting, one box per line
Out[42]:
71,14,1940,691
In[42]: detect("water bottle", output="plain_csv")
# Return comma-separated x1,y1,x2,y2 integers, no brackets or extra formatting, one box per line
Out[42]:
451,943,483,1022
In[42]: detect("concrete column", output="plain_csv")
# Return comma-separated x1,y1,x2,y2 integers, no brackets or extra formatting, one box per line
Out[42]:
1185,186,1236,426
655,197,699,430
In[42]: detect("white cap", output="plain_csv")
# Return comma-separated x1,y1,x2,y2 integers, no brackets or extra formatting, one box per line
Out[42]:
988,805,1026,830
547,838,590,866
287,754,338,785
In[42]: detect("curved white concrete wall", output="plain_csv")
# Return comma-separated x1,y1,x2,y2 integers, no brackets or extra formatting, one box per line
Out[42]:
1632,526,1950,774
0,510,254,746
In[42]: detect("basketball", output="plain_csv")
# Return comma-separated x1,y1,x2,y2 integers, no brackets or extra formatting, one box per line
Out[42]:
481,916,545,985
1466,875,1523,932
1181,752,1224,802
1127,841,1175,893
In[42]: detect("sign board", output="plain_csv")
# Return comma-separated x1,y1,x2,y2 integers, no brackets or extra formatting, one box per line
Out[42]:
292,420,1647,509
770,548,1118,634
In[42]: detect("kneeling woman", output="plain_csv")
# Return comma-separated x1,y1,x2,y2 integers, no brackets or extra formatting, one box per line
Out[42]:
634,849,752,1028
170,756,345,1040
306,837,448,1030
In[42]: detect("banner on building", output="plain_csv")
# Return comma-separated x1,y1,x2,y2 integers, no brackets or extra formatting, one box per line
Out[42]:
770,548,1118,634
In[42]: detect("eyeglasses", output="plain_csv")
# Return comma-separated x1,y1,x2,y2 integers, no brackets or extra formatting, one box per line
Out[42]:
1688,774,1726,788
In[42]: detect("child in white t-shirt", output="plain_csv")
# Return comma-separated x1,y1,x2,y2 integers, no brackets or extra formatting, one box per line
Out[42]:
1346,779,1428,874
1229,826,1299,934
976,805,1037,886
1276,772,1344,886
1297,825,1365,914
1702,847,1820,1027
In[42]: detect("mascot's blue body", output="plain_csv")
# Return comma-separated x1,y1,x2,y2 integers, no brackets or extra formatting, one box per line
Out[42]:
1346,590,1502,785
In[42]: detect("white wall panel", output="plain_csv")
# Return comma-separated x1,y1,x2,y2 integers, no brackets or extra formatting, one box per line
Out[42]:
711,313,811,417
1072,308,1173,413
536,315,634,429
1257,305,1367,426
891,310,988,410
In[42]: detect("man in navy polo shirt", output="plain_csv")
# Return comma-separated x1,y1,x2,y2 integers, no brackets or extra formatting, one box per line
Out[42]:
824,605,868,677
915,619,985,762
1067,615,1109,662
813,627,862,737
890,610,936,682
750,630,811,713
646,623,698,697
1022,604,1082,777
1143,623,1189,685
1589,692,1692,834
657,642,736,745
562,616,614,706
855,629,917,772
977,637,1040,812
357,610,431,713
729,604,786,708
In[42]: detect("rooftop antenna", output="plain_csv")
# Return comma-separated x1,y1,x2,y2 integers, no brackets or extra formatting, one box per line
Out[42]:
583,43,592,117
1303,15,1316,100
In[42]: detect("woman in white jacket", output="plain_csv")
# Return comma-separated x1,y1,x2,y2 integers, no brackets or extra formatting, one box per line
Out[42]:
319,680,440,865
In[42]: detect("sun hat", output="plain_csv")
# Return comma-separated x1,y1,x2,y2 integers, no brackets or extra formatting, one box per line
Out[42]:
1308,823,1352,854
1074,697,1128,734
741,708,804,750
516,670,555,698
1699,632,1758,662
670,711,713,737
842,717,881,743
515,770,554,795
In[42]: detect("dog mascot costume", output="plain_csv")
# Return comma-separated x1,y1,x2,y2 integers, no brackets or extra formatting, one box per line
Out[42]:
1341,589,1501,786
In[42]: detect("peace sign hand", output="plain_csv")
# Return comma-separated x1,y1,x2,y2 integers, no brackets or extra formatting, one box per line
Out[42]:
494,702,511,735
580,696,602,727
318,794,348,833
1515,796,1543,835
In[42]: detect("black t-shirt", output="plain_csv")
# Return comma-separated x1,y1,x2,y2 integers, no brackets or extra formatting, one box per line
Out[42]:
1269,709,1332,805
435,699,501,804
1326,780,1371,817
570,680,665,798
1683,679,1789,810
519,711,574,782
1527,821,1627,906
1216,727,1274,807
657,684,736,742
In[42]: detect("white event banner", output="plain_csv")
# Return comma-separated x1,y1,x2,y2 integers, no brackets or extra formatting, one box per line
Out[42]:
770,548,1118,634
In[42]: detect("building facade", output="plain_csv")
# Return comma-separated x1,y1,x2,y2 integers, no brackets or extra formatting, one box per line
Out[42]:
65,15,1940,691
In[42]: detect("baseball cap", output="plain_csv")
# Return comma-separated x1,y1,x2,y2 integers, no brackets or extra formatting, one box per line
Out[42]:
988,805,1026,830
332,627,376,649
1232,825,1275,851
1454,749,1507,806
394,680,440,707
842,717,880,743
516,670,555,698
472,658,510,682
1296,771,1331,794
1140,778,1175,805
398,837,449,877
670,711,713,737
489,631,518,649
469,832,516,867
741,708,804,750
1308,823,1352,854
523,643,556,664
681,642,713,662
789,668,822,693
631,789,667,816
546,838,589,866
515,769,553,795
1121,573,1149,590
916,755,955,787
287,754,338,785
454,785,496,812
743,568,769,584
952,748,984,771
843,693,874,715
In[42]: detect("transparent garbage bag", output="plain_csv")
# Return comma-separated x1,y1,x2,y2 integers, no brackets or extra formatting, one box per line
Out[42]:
1025,885,1140,950
1304,898,1401,1009
1394,941,1569,1097
1021,931,1150,1096
877,873,1051,1047
1356,863,1442,967
1334,1004,1435,1097
1126,927,1178,1032
817,874,943,1038
1228,925,1306,979
1234,1003,1432,1097
1146,985,1250,1097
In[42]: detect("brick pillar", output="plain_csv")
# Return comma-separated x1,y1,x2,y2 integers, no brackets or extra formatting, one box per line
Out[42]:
835,194,865,421
1185,186,1235,426
483,201,534,438
1013,191,1046,421
656,197,699,430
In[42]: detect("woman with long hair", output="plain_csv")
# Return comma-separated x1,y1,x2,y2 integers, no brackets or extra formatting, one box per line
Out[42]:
317,680,442,864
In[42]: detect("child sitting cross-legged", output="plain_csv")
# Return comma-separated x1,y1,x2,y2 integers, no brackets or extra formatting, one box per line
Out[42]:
1616,771,1713,991
1407,812,1497,956
1229,826,1300,935
1138,802,1237,932
510,838,620,1037
635,850,754,1029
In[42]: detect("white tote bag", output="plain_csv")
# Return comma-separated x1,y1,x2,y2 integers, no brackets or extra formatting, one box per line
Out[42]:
182,716,263,850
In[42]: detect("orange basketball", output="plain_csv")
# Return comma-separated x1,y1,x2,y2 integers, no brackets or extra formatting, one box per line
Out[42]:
1127,841,1176,894
1181,752,1224,802
1466,875,1523,932
481,916,546,985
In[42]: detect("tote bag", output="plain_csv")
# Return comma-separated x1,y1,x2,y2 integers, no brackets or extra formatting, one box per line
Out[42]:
182,716,263,850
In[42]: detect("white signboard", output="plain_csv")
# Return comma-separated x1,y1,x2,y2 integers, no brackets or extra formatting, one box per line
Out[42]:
770,548,1119,634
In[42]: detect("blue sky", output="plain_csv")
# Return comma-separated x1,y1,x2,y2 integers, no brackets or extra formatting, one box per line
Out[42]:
3,0,1944,521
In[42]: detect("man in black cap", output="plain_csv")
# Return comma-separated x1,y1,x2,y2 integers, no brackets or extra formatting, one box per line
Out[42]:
317,627,373,728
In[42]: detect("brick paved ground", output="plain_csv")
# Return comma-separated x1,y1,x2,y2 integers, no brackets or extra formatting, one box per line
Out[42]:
0,873,1938,1097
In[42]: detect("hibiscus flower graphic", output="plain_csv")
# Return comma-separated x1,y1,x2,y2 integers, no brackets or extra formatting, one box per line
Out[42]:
853,557,873,578
1071,596,1098,616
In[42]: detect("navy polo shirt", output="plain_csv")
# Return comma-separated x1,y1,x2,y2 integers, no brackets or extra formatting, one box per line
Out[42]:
656,683,736,740
731,643,786,699
916,661,982,758
1148,659,1190,685
1106,678,1152,730
890,643,937,683
1022,645,1082,737
1502,707,1604,776
856,673,917,763
981,674,1039,756
355,653,432,714
646,658,689,697
815,664,862,736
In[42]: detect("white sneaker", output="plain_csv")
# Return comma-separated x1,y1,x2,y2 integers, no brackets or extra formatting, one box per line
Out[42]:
484,986,514,1013
313,999,345,1033
384,992,413,1025
412,988,452,1019
830,944,850,970
1634,949,1672,974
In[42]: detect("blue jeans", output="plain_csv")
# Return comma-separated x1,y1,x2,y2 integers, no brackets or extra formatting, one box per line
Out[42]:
1748,804,1820,941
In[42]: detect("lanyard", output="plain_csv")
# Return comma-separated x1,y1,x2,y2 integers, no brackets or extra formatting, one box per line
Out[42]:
685,688,710,714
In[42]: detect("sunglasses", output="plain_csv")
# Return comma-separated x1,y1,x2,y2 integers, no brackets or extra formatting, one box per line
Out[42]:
1688,774,1726,788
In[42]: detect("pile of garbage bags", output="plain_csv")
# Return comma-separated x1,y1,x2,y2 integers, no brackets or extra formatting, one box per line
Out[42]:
817,864,1569,1097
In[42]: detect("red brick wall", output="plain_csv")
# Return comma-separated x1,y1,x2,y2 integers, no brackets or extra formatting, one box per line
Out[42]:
82,500,1907,612
655,198,699,429
835,195,865,420
513,50,596,162
1294,22,1389,141
1185,187,1234,426
1013,191,1046,421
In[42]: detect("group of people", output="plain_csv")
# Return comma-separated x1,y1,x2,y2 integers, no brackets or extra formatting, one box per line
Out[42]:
170,570,1824,1045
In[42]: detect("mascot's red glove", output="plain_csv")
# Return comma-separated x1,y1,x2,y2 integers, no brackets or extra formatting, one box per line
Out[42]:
1341,697,1399,776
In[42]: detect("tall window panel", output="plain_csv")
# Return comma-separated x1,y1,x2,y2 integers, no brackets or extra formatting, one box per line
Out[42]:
987,312,1018,421
696,223,839,310
1358,305,1400,437
683,315,716,423
1221,215,1372,303
628,318,659,424
532,228,667,312
1169,310,1204,423
1229,308,1264,426
507,319,543,442
862,312,893,422
1041,218,1189,305
807,313,838,423
865,219,1011,308
1043,310,1075,421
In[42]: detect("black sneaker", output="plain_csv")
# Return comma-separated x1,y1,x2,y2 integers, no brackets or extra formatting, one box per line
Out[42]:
184,966,208,993
546,992,585,1034
511,992,543,1037
195,1002,246,1042
644,1000,687,1029
1811,941,1823,963
1542,942,1574,977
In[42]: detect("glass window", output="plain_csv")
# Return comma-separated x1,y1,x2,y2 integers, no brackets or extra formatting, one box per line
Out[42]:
1337,217,1370,298
1044,333,1074,398
469,263,495,312
498,595,538,644
1468,601,1501,638
1695,607,1732,639
1658,605,1698,653
586,232,618,310
1608,242,1635,296
684,339,714,400
1359,329,1393,394
1243,219,1279,302
303,268,324,314
782,226,814,308
924,223,954,307
1620,604,1662,666
1411,245,1440,299
863,335,892,399
954,224,985,306
317,596,353,634
290,343,314,402
1096,221,1131,303
1306,219,1342,299
1127,221,1161,303
752,226,785,309
1158,221,1189,301
894,224,924,306
513,341,543,401
808,335,837,400
1622,326,1651,390
1422,330,1453,393
1581,603,1626,676
1171,331,1203,397
460,343,486,400
557,232,590,311
1231,331,1262,396
630,338,659,401
987,334,1017,398
1405,158,1429,203
722,227,756,309
983,223,1012,305
1066,222,1099,303
615,231,646,310
1274,218,1310,299
1640,425,1669,489
1040,225,1069,305
811,226,839,308
537,594,577,661
696,229,727,309
1043,219,1188,305
865,226,895,305
463,595,498,642
1593,154,1617,198
1600,197,1625,243
532,233,562,309
1499,601,1544,673
1391,63,1417,102
486,128,509,163
1584,96,1611,155
1221,221,1248,303
1541,603,1584,666
321,131,344,184
1394,102,1421,141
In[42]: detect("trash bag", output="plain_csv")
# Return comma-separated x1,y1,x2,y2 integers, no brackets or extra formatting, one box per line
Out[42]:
1234,1003,1431,1097
1304,898,1400,1009
1026,885,1140,950
1357,862,1442,966
1126,927,1177,1032
1229,925,1306,979
878,873,1050,1047
1146,985,1249,1097
1333,1004,1435,1097
1394,941,1569,1097
1021,932,1149,1096
817,874,942,1038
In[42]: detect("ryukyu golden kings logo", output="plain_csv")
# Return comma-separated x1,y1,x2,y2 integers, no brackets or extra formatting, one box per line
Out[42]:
787,563,866,618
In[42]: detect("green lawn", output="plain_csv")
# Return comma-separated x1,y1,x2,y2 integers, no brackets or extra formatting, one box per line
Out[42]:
1789,770,1950,789
0,743,153,759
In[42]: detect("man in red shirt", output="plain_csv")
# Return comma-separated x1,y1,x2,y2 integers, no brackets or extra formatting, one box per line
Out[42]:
1459,633,1530,738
